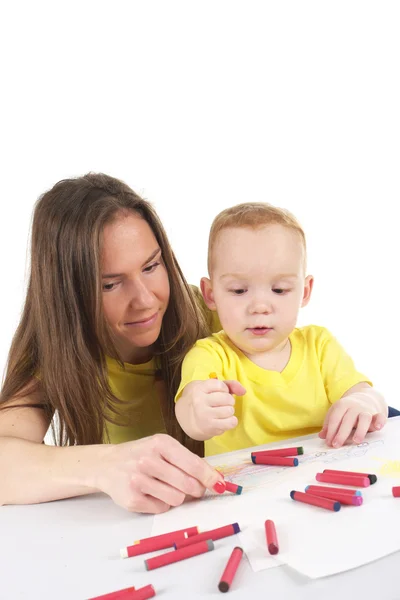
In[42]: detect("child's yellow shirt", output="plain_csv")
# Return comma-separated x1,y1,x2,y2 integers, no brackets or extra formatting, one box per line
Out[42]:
175,325,371,456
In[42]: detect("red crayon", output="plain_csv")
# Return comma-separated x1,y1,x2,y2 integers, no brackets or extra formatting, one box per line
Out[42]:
224,481,243,495
393,486,400,497
251,446,304,457
218,546,244,593
131,586,156,600
316,472,370,487
251,455,298,467
265,520,279,555
305,485,361,497
304,486,362,506
323,468,377,485
88,586,136,600
290,490,341,512
174,523,240,549
144,539,214,571
121,526,198,557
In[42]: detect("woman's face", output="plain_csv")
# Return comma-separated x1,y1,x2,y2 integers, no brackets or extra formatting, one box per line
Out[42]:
101,211,170,364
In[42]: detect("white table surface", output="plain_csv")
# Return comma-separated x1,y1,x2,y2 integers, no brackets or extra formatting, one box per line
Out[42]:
2,425,400,600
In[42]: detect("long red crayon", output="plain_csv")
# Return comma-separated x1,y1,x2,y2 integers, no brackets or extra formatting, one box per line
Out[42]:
88,586,136,600
305,486,362,506
323,468,377,485
290,490,341,511
305,484,361,497
251,446,303,457
174,523,240,549
251,455,298,467
316,472,370,487
144,539,214,571
121,526,198,557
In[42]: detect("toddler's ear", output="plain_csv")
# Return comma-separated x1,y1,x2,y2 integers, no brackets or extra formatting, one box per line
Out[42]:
200,277,217,310
301,274,314,307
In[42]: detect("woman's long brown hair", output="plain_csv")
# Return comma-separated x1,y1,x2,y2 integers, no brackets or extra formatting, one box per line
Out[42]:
0,173,208,454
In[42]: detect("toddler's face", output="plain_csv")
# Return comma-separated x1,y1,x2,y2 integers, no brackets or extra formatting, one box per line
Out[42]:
208,224,312,358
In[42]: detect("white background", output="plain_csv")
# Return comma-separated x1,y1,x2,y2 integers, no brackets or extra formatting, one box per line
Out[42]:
1,1,399,407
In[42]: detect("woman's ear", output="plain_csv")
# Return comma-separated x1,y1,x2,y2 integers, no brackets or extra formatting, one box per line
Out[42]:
301,274,314,307
200,277,217,310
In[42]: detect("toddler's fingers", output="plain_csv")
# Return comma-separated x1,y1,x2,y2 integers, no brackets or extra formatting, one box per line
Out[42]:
352,412,373,444
209,405,235,419
211,416,238,436
331,408,361,447
371,412,387,431
324,406,347,446
208,392,235,407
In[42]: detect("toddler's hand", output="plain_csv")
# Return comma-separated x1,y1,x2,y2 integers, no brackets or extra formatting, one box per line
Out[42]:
176,379,246,440
319,390,387,448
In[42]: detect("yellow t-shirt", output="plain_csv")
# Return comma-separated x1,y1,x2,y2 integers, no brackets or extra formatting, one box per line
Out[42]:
104,285,221,444
175,325,371,456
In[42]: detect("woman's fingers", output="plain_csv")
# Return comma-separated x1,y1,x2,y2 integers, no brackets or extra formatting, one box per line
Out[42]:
154,435,223,491
137,453,205,499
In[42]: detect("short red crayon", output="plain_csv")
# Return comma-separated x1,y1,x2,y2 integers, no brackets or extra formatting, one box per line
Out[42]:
224,481,243,495
251,455,298,467
393,486,400,497
290,490,341,511
88,586,136,600
174,523,240,549
252,446,304,457
144,539,214,571
323,468,377,485
316,472,370,487
218,546,244,593
121,526,198,557
265,520,279,555
305,486,362,506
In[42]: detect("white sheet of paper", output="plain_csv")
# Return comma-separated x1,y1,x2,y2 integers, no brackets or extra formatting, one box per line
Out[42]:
152,420,400,578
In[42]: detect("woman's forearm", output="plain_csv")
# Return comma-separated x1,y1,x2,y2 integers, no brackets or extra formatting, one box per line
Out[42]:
0,437,106,505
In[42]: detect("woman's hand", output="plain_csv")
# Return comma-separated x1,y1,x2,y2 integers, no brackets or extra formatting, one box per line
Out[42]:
92,433,225,514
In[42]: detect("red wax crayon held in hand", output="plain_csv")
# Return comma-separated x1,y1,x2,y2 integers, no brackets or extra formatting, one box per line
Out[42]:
145,539,214,571
218,546,244,593
175,523,240,549
252,446,304,457
224,481,243,495
251,455,298,467
323,468,377,485
316,472,370,487
265,520,279,555
393,486,400,497
290,490,341,512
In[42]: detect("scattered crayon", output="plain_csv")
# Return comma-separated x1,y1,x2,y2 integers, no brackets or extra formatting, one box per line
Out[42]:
218,547,244,593
251,455,298,467
316,472,370,487
121,527,198,557
251,446,303,457
290,490,341,512
174,523,240,549
144,539,214,571
323,468,377,485
265,520,279,555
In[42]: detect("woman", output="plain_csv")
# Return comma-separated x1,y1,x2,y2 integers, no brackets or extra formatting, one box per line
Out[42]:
0,173,224,513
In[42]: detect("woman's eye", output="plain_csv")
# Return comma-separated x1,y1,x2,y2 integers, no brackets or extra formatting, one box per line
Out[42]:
143,261,160,273
102,282,117,291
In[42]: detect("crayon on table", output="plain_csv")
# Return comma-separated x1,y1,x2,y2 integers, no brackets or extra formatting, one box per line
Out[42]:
251,447,304,457
251,455,298,467
131,586,156,600
88,586,136,600
393,486,400,497
304,486,363,506
174,523,240,549
305,485,362,497
218,546,244,593
121,527,198,557
323,469,377,485
144,539,214,571
265,520,279,555
316,472,370,487
290,490,341,512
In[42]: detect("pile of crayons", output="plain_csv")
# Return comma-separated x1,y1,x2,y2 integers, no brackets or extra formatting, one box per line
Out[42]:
90,444,400,598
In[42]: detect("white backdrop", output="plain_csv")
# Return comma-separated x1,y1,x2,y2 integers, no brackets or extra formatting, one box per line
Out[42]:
1,1,399,407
